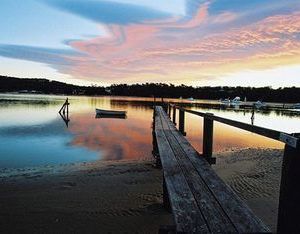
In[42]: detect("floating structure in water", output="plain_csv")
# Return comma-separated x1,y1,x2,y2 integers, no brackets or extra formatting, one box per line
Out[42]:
95,108,127,117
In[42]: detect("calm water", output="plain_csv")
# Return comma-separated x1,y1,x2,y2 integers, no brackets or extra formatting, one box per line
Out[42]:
1,94,300,169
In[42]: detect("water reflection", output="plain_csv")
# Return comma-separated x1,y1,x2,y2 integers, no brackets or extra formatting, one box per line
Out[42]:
59,111,70,127
69,111,152,161
0,94,299,169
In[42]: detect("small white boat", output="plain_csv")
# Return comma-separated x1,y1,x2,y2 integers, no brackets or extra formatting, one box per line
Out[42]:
95,108,127,116
293,103,300,109
231,97,242,105
232,96,241,103
254,101,266,108
187,97,194,101
220,98,230,104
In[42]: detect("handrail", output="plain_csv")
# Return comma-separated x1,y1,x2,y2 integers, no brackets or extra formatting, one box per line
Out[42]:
169,103,299,148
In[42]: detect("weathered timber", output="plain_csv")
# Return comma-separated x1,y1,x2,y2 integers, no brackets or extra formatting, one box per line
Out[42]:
277,133,300,233
167,103,300,233
172,106,176,125
163,108,269,232
178,109,186,136
203,113,215,164
154,112,208,233
154,106,269,233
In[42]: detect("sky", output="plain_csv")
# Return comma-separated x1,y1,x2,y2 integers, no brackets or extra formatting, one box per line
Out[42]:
0,0,300,87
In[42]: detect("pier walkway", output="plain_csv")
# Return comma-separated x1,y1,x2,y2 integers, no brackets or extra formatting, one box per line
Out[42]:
153,106,269,233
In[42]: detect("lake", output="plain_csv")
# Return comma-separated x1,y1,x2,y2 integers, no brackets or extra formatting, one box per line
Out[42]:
1,94,300,169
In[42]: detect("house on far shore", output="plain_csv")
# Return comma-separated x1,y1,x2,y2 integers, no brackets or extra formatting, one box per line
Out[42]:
18,90,42,94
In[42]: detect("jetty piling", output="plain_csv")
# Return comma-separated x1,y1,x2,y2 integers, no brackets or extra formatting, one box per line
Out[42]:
203,113,216,165
178,109,186,136
172,105,176,125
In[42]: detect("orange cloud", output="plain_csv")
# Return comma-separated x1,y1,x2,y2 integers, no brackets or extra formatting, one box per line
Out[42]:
60,9,300,84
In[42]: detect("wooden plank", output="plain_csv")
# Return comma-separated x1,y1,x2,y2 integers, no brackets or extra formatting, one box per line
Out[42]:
155,134,208,233
164,129,236,233
156,107,236,232
158,107,269,232
154,107,209,233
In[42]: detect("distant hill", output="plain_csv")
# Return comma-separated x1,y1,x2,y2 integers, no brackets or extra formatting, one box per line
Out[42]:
0,75,106,95
1,75,300,103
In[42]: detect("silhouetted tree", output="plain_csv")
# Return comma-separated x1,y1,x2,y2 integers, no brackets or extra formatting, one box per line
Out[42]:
1,75,299,103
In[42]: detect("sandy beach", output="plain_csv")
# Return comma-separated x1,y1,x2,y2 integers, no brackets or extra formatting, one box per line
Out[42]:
0,148,283,233
0,160,172,233
213,148,283,232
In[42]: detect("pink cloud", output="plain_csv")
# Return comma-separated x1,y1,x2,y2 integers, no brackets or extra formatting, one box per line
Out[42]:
211,12,238,24
58,9,300,83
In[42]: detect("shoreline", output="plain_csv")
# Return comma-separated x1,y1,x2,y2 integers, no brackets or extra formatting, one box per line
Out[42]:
1,148,283,233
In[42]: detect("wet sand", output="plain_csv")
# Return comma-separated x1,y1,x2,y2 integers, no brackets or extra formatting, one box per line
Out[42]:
0,160,172,234
213,148,283,232
0,148,283,233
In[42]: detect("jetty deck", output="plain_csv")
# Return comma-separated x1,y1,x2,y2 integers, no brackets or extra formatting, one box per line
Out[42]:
153,104,300,233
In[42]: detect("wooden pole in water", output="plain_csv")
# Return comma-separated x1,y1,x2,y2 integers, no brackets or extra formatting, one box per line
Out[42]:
203,113,216,164
59,100,66,114
66,98,69,115
277,134,300,233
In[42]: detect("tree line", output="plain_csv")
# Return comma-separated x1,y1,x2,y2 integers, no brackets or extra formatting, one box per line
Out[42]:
1,75,300,103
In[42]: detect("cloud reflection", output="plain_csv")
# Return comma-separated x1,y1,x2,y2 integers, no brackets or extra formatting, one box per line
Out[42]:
69,111,153,161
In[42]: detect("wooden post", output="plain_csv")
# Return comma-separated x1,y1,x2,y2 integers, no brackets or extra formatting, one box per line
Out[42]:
179,109,186,136
172,106,176,125
203,113,216,165
66,98,69,115
59,98,69,114
277,134,300,233
152,109,161,168
161,99,168,113
168,103,171,117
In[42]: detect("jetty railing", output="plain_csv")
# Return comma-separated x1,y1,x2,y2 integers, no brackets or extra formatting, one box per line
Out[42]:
165,102,300,233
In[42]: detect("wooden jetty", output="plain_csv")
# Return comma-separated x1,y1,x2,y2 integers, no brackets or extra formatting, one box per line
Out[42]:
153,103,300,233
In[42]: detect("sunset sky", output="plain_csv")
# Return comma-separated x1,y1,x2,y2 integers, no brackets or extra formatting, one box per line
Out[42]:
0,0,300,87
